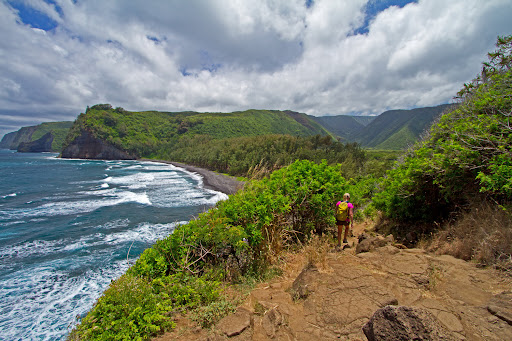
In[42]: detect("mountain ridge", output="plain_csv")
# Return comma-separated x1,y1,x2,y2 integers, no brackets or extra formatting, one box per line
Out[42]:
1,104,453,155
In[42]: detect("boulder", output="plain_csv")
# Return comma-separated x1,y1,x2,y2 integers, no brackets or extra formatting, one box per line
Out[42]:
362,305,454,341
290,264,318,300
262,307,283,338
356,234,394,254
216,307,253,337
487,291,512,325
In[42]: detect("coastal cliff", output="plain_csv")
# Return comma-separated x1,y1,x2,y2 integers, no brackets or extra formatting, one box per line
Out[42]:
17,132,54,153
60,130,136,160
0,121,72,152
0,131,18,149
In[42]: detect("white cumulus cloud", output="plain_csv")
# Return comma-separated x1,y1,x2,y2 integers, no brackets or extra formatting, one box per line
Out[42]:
0,0,511,137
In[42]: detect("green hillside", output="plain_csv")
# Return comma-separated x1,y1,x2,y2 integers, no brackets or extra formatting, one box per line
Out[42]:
351,116,375,126
355,104,453,149
311,107,449,149
0,121,73,151
63,106,331,159
311,115,370,140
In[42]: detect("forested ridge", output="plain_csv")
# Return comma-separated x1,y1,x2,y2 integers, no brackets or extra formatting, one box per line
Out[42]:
61,107,393,179
66,35,511,340
62,107,331,158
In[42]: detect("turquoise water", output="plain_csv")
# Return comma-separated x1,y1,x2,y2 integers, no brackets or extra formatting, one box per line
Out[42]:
0,150,227,340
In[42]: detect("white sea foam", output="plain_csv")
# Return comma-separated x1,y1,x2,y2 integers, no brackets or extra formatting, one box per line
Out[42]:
0,259,130,341
1,193,17,199
95,218,130,230
0,221,180,261
0,239,63,259
0,220,24,227
1,188,153,220
0,221,184,340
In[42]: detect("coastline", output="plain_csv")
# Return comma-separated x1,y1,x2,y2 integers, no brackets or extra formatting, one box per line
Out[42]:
140,159,245,195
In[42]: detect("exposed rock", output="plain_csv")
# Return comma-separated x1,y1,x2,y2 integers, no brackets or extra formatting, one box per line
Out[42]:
290,264,318,300
61,130,135,160
356,234,394,254
216,307,253,337
362,305,455,341
262,307,283,338
17,132,53,152
487,291,512,325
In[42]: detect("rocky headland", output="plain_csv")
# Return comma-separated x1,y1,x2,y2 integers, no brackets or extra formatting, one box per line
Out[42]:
60,130,136,160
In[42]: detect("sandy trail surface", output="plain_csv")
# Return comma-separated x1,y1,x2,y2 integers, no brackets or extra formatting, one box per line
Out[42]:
155,222,512,341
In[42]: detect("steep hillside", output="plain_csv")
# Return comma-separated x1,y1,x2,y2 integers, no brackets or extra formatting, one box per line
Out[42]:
0,121,73,152
61,105,331,160
355,104,453,149
311,115,372,140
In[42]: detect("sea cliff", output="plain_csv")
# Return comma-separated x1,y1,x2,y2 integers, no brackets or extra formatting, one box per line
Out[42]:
60,130,136,160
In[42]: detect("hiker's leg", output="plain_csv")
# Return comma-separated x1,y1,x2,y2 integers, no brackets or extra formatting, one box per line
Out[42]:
337,224,343,246
343,223,350,242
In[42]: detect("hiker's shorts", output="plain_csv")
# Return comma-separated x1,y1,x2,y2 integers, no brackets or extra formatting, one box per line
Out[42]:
336,219,350,226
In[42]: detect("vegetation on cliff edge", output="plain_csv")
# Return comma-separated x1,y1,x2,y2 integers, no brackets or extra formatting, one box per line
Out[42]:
69,160,374,340
373,35,512,266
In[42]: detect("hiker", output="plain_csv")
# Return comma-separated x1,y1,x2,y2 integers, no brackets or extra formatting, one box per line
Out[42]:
336,193,354,246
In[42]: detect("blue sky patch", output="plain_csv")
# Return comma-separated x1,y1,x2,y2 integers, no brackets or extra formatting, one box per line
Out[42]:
8,0,60,31
147,36,161,44
355,0,418,35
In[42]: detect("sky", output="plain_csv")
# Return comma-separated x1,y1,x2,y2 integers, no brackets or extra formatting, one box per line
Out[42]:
0,0,511,138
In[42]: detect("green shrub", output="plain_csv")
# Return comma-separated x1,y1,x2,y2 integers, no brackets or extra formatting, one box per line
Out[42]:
373,35,512,233
69,274,174,341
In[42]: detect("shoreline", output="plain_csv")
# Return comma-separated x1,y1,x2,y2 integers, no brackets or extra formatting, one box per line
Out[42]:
140,159,245,195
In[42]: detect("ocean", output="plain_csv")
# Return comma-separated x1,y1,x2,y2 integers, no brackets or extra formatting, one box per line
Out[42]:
0,150,228,340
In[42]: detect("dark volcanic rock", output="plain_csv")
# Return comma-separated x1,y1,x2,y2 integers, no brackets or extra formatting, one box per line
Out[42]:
363,305,454,341
61,130,136,160
17,132,53,152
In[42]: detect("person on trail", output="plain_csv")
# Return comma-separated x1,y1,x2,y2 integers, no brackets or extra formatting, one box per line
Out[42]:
335,193,353,246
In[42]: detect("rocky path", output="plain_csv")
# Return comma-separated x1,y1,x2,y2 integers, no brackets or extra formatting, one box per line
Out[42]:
155,224,512,340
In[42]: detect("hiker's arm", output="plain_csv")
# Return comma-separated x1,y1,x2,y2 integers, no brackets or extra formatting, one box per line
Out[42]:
349,206,354,226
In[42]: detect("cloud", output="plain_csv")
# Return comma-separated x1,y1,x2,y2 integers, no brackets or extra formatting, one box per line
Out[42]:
0,0,511,138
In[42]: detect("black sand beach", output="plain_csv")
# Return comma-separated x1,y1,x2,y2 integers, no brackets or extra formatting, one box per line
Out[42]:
141,159,244,195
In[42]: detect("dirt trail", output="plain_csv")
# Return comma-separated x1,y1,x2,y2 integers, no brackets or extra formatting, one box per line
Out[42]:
155,223,512,340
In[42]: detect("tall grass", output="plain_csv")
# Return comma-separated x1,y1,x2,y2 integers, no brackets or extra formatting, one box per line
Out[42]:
423,201,512,273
